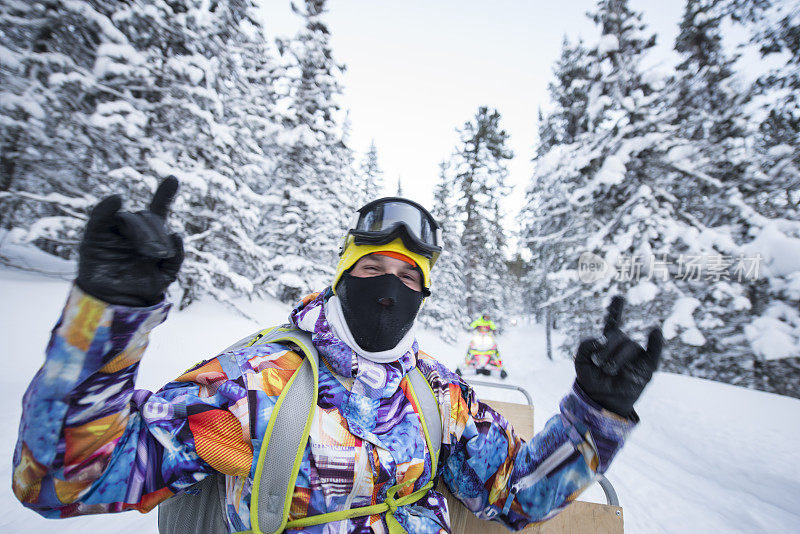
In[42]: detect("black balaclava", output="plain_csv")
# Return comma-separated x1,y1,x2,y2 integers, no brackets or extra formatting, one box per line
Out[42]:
336,272,424,352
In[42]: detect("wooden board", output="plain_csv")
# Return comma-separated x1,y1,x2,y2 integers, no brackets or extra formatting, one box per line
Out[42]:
442,489,623,534
441,398,623,534
482,399,534,439
533,501,623,534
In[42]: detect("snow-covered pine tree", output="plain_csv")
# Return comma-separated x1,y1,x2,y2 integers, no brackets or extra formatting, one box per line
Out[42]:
721,0,800,395
521,0,799,397
726,0,798,153
211,4,282,293
417,161,466,341
221,9,281,196
522,0,682,358
452,106,513,322
748,3,800,395
123,0,274,309
262,0,354,302
358,140,384,204
0,1,283,309
545,37,593,147
640,0,800,395
0,1,153,259
0,0,64,246
660,0,760,384
521,136,571,358
728,0,799,220
520,39,593,358
671,0,749,222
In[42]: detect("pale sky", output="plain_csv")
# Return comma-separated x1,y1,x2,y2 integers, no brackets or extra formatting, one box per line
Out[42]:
260,1,687,224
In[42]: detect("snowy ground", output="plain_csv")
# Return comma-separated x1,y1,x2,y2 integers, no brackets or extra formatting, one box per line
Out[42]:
1,256,799,533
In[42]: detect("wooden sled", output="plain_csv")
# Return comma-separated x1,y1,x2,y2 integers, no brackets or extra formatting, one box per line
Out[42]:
440,379,624,534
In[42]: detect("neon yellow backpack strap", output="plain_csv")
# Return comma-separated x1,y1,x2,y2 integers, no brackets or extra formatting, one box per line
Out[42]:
406,367,441,475
285,480,434,533
284,366,442,533
244,326,319,534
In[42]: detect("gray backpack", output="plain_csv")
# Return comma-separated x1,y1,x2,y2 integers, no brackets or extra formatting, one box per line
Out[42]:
158,326,441,534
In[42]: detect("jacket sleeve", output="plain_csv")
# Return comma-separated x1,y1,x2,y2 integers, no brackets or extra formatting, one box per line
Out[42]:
12,286,253,519
436,367,635,531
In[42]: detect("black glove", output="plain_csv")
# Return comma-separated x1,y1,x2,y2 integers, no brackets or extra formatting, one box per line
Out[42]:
77,177,183,307
575,296,663,417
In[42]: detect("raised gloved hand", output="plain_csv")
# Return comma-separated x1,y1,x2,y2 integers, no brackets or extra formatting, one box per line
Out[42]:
76,177,183,307
575,296,663,417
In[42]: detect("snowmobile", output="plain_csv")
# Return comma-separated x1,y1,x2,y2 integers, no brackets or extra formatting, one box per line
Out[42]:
456,327,507,379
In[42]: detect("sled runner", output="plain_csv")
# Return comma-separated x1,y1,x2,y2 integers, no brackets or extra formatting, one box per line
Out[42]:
440,378,624,534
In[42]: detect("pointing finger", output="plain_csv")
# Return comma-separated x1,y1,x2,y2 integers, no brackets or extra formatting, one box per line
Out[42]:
149,176,179,220
603,295,625,335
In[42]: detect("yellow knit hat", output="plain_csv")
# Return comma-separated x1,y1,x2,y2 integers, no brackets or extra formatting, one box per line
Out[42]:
332,237,432,294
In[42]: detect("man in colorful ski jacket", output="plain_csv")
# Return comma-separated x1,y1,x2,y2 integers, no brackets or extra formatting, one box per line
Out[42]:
13,178,663,533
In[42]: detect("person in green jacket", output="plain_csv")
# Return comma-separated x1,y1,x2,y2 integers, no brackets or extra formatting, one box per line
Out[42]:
470,313,497,333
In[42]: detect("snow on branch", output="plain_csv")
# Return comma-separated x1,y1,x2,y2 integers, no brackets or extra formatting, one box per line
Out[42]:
185,245,255,294
23,217,84,244
62,0,128,43
0,44,22,69
0,190,95,210
663,297,706,346
745,302,800,360
666,161,724,188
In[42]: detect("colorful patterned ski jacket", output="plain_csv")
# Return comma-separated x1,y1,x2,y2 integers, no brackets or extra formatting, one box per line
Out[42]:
13,286,637,533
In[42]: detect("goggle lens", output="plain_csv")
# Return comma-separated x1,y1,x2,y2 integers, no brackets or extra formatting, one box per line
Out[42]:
357,201,437,247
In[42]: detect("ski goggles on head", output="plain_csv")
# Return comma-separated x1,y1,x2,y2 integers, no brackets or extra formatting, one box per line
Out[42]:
346,197,442,262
